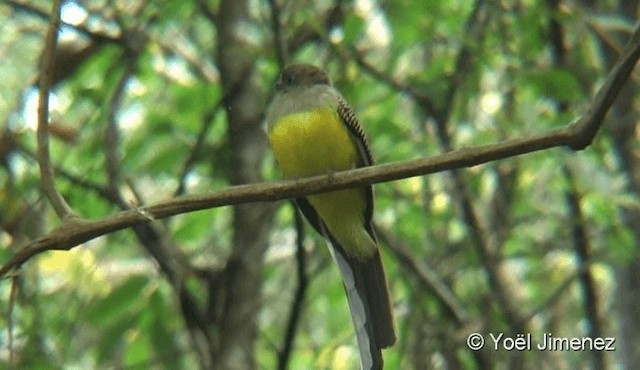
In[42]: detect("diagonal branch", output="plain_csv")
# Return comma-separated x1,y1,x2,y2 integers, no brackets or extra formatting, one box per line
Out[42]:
37,0,74,219
567,19,640,150
376,227,470,326
1,20,639,279
3,0,122,45
175,101,224,196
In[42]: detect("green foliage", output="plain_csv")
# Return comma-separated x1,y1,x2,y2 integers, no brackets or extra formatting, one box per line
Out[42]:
1,0,639,369
520,68,586,102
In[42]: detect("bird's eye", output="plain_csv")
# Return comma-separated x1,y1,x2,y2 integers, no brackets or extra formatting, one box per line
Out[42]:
286,73,295,84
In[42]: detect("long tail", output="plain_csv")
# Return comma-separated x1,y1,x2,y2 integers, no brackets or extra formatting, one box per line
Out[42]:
330,245,396,370
293,198,395,368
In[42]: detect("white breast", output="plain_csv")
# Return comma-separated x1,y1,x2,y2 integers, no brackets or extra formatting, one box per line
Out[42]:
266,85,341,130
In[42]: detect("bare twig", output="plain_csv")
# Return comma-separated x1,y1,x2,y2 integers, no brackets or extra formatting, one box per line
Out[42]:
1,20,639,279
106,59,136,194
377,227,470,326
440,0,489,122
197,0,218,24
354,55,440,119
268,0,288,68
175,101,224,196
14,141,114,200
288,1,347,53
37,0,74,219
567,20,640,150
7,276,17,370
522,271,579,326
3,0,121,45
278,203,308,370
563,166,604,369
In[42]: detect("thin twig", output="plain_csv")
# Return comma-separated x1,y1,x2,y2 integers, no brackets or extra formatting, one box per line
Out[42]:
563,166,604,370
521,271,579,326
567,20,640,149
14,141,114,201
37,0,74,219
288,1,347,53
377,227,470,325
441,0,488,121
197,0,218,24
175,102,224,196
354,55,440,118
278,203,308,370
3,0,121,44
268,0,287,68
7,275,18,370
106,59,135,194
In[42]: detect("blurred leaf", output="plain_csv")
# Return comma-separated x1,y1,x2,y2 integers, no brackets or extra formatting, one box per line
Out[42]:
520,69,585,102
96,313,139,364
86,275,150,328
342,14,365,45
147,289,181,367
607,226,637,264
124,324,152,367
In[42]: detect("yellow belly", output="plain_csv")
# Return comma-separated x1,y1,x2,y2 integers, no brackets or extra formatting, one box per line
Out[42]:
268,107,375,258
269,107,357,177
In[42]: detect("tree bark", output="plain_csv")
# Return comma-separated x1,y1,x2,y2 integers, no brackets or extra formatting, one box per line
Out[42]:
212,0,275,369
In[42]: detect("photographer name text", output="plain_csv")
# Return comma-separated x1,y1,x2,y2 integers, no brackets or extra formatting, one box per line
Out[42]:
489,333,615,351
466,332,616,352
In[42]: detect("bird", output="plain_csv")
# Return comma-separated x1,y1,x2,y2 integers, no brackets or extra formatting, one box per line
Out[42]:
265,63,396,369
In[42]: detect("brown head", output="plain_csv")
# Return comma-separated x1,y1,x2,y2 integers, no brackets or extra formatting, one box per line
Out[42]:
276,64,332,91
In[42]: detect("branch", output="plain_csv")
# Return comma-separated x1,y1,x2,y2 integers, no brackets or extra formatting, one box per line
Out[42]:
288,1,348,53
7,276,17,368
105,58,135,194
3,0,121,45
521,270,579,326
354,55,440,118
175,101,224,196
37,0,74,219
441,0,489,122
563,166,604,369
268,0,287,68
0,132,601,276
2,20,639,279
277,203,308,370
568,19,640,150
376,227,470,326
